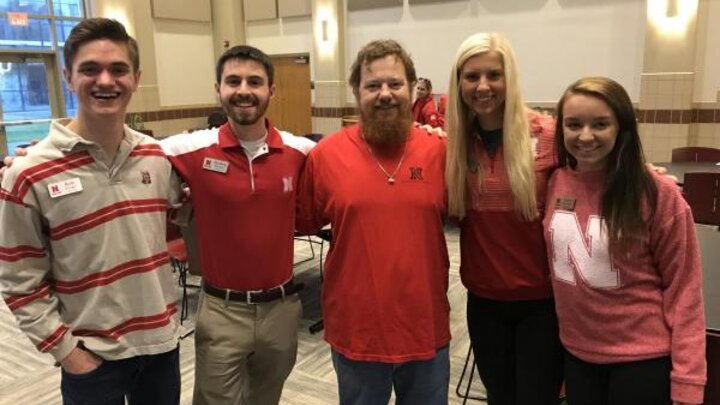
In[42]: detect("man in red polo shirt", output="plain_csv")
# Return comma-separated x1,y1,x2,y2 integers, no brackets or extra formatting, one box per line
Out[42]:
297,40,450,404
1,44,313,405
161,45,314,405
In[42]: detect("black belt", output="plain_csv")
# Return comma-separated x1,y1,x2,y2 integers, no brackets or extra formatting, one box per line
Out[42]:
202,279,303,304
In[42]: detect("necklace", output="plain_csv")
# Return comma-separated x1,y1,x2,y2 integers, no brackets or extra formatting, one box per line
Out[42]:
361,135,407,185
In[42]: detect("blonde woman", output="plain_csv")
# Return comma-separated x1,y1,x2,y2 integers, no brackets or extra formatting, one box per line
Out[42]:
445,32,563,404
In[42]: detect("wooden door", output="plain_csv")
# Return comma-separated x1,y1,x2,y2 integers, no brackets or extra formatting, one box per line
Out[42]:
266,55,312,136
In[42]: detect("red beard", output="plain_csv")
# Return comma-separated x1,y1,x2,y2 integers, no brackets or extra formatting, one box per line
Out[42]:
360,103,413,153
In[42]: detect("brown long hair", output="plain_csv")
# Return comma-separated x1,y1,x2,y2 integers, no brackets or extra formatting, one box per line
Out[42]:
555,77,657,248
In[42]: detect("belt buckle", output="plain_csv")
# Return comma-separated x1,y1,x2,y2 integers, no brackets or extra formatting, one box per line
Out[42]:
246,289,263,305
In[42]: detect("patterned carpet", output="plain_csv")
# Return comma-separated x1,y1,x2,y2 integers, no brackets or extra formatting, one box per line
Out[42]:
0,226,489,404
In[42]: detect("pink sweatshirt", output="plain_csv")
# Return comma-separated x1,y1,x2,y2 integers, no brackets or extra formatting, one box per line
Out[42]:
543,168,706,404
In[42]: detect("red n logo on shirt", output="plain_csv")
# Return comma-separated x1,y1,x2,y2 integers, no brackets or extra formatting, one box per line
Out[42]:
547,211,621,289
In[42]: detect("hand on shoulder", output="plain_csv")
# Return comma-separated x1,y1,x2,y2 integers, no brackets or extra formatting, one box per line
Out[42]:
416,123,446,138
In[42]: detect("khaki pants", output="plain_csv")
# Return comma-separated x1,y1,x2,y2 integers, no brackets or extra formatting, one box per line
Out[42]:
192,292,302,405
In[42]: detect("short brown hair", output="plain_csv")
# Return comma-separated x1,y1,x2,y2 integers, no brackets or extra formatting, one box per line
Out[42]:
64,18,139,73
348,39,417,93
215,45,274,85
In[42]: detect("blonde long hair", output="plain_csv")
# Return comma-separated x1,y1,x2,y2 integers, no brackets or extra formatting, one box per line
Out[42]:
445,32,537,221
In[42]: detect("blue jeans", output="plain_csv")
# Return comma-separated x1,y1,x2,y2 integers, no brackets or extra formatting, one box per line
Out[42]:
331,346,449,405
61,347,180,405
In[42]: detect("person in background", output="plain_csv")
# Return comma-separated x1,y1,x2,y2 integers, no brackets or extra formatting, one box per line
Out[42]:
206,111,228,129
544,76,706,405
412,77,442,128
437,93,448,127
297,39,450,405
445,32,563,405
0,18,182,405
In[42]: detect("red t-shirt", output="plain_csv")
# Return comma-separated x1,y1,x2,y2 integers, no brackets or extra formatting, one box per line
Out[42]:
297,124,450,362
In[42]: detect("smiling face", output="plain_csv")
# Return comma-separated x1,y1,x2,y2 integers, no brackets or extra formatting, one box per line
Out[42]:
64,39,140,123
459,50,506,129
415,80,430,100
356,54,413,149
562,93,619,172
216,58,275,130
357,55,411,121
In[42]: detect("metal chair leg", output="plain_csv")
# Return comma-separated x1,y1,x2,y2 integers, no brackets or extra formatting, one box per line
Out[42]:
456,344,486,403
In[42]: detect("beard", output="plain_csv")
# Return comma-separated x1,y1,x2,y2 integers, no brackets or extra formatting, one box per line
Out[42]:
222,93,269,126
360,102,413,152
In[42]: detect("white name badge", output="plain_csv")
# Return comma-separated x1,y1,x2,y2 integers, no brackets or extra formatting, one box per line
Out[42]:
48,178,83,198
202,157,229,174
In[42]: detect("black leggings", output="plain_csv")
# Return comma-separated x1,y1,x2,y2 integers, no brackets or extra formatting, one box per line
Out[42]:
467,293,564,405
564,350,672,405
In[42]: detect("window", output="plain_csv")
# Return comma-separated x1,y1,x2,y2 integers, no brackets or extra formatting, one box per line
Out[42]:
0,0,85,155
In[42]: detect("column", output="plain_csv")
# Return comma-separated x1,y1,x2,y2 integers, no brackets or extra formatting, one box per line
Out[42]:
638,0,699,161
311,0,349,134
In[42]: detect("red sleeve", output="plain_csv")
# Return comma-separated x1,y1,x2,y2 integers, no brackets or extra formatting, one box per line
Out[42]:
295,151,327,235
650,176,707,403
422,100,441,128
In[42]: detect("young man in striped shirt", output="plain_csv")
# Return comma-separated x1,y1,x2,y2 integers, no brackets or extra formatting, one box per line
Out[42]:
0,18,182,405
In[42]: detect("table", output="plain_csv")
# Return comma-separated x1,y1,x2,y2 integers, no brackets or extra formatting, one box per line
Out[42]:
654,161,720,184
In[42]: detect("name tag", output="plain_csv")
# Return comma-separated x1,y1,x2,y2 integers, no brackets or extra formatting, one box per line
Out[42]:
202,158,229,174
48,178,83,198
555,197,576,211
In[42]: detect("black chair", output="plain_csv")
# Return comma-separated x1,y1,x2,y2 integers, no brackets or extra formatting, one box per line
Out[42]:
305,133,324,143
207,111,227,129
456,345,486,403
707,331,720,405
167,238,192,323
305,229,331,334
683,172,720,226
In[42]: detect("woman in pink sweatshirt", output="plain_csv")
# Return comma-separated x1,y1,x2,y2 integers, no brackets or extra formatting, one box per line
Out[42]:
543,76,706,405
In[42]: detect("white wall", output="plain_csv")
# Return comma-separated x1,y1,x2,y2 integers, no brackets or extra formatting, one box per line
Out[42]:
694,0,720,102
347,0,646,102
245,16,314,56
154,20,216,106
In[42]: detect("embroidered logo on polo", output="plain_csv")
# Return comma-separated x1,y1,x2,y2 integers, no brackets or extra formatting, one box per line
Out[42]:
141,170,152,185
409,167,424,181
282,176,293,192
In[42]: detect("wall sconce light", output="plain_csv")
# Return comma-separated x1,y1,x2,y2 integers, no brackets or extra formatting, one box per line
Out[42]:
315,8,336,57
648,0,698,36
322,19,329,42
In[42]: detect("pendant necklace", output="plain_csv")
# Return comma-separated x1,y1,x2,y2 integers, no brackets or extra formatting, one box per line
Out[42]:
361,135,407,185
